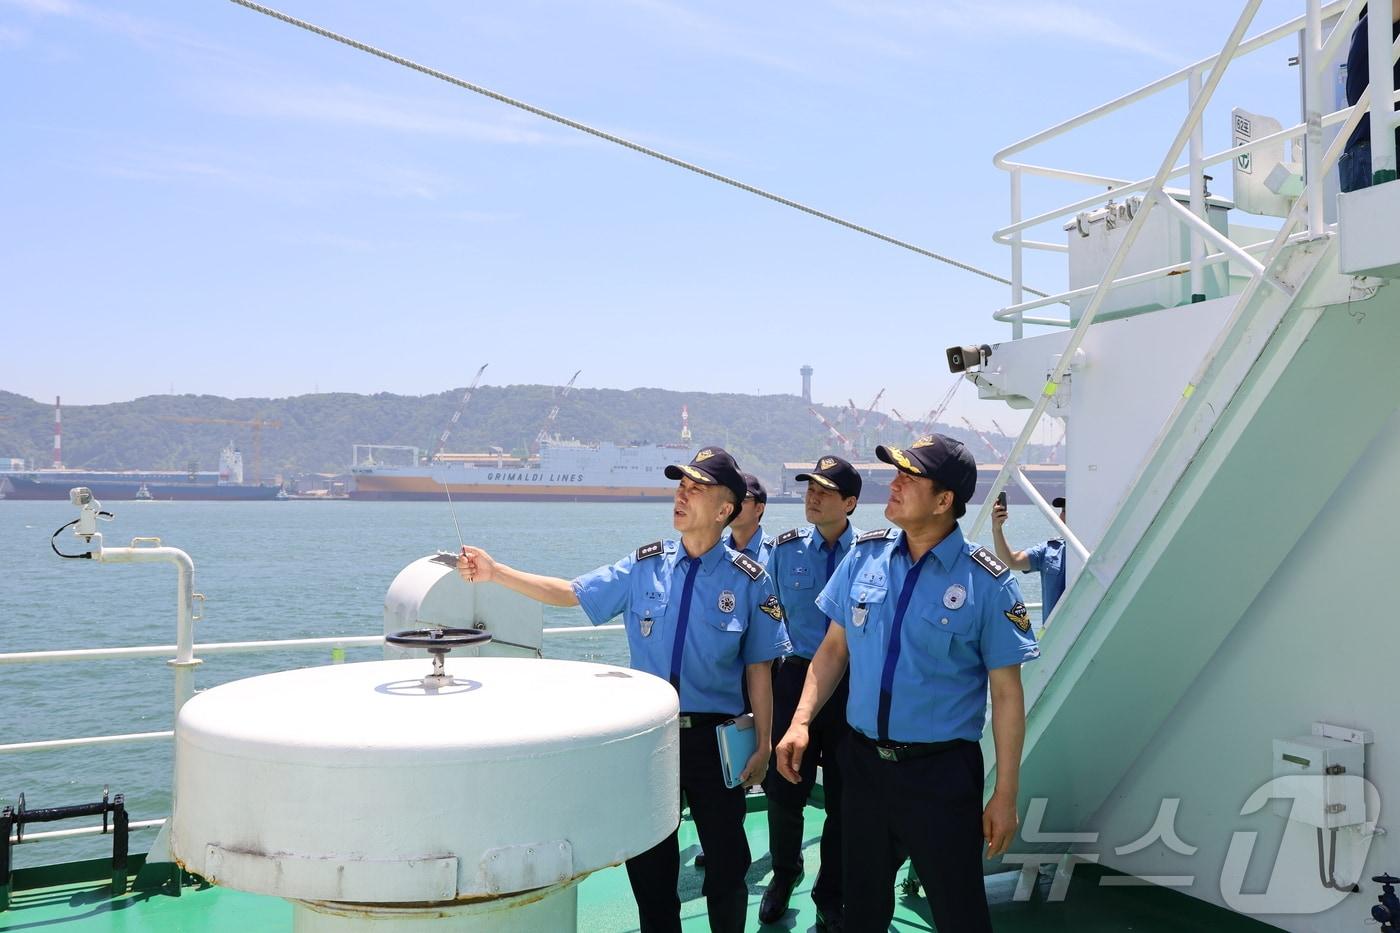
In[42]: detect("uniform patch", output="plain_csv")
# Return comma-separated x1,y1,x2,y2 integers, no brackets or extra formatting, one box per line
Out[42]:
732,552,763,581
970,546,1009,577
775,528,802,546
1005,601,1031,632
636,541,664,561
759,595,784,621
718,590,736,613
943,584,967,609
857,528,895,544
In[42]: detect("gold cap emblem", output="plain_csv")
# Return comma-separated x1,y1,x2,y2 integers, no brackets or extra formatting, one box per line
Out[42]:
888,447,922,474
818,457,837,470
695,449,714,462
911,435,936,449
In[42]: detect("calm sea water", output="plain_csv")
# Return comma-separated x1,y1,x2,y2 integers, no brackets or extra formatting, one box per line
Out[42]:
0,499,1056,868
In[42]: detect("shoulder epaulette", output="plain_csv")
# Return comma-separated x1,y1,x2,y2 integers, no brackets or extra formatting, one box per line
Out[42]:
970,546,1010,577
856,528,896,544
732,552,763,581
775,528,802,546
636,541,664,561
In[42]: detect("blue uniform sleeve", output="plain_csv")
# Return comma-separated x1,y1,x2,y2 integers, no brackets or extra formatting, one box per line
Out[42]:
1023,542,1046,573
816,549,857,628
980,574,1040,670
571,553,637,626
741,571,792,663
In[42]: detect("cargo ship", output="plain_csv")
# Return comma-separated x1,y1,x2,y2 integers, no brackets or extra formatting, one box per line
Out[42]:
349,439,697,501
0,445,283,501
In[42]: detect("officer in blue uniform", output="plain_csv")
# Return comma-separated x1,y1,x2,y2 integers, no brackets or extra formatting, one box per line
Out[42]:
722,472,773,566
993,494,1068,622
761,455,862,929
775,435,1039,932
456,446,791,933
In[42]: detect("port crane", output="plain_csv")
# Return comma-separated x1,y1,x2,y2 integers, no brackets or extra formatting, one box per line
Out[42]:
534,370,582,452
159,416,283,484
960,416,1007,462
808,407,855,455
432,364,488,462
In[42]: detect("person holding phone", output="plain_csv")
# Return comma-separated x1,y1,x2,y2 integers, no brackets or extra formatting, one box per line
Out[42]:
992,493,1068,624
456,446,791,933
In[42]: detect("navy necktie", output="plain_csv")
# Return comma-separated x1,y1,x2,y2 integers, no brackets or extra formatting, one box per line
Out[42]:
876,550,931,742
668,557,702,692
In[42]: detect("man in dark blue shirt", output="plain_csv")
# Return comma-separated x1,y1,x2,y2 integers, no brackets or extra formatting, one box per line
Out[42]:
1340,1,1400,191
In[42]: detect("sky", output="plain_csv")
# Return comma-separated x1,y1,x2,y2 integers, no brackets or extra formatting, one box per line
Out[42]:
0,0,1322,433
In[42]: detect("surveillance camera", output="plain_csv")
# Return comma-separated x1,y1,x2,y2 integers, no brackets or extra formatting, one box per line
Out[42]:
946,344,992,374
70,487,94,507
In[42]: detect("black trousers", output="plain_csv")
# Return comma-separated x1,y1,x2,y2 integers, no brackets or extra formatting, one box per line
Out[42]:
841,736,991,933
626,722,750,933
761,657,849,911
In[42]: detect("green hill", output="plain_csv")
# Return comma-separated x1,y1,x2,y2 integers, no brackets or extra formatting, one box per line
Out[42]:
0,388,1052,485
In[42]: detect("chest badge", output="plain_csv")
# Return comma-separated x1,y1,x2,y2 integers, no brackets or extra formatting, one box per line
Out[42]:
718,590,736,613
852,605,868,628
640,612,655,637
943,584,967,610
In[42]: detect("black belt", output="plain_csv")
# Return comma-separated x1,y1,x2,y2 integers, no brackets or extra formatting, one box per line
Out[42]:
781,655,813,668
851,730,970,762
678,712,735,730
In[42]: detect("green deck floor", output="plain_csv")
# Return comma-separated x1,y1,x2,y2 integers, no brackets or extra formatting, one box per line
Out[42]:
3,803,1279,932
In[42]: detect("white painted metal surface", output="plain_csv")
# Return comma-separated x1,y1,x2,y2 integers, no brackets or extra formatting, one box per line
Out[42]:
384,554,544,659
1338,178,1400,276
171,657,678,917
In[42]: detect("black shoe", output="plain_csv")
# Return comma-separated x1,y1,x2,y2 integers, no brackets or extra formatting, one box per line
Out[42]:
694,850,706,868
815,905,844,932
758,872,802,923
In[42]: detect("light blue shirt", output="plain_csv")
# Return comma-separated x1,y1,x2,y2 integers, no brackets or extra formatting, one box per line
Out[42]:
573,538,792,713
1024,538,1067,620
817,524,1039,743
723,524,774,567
766,521,859,659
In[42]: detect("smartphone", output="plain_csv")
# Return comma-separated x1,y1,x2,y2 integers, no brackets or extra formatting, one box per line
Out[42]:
996,491,1008,509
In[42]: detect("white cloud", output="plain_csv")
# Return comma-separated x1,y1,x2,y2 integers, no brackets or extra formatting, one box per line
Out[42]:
204,80,578,146
828,0,1183,66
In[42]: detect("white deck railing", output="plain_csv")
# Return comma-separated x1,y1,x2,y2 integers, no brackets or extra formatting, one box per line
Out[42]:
970,0,1400,547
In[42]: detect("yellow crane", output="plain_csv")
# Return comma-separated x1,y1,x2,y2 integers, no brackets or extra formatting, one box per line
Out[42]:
159,416,283,485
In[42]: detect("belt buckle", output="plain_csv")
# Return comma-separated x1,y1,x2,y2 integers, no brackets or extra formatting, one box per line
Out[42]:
678,715,692,729
877,745,898,762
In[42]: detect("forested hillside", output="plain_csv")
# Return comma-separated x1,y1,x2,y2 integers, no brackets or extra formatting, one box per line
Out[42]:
0,388,1050,483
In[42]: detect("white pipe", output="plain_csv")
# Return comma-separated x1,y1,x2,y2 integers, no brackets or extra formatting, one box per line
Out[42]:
0,731,172,755
1012,470,1090,564
90,535,200,712
1370,0,1398,176
1306,0,1327,237
1189,68,1206,301
15,819,165,844
1011,168,1024,339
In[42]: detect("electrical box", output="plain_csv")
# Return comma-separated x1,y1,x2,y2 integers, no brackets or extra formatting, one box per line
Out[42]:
1064,190,1232,323
1338,179,1400,279
1271,734,1366,829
